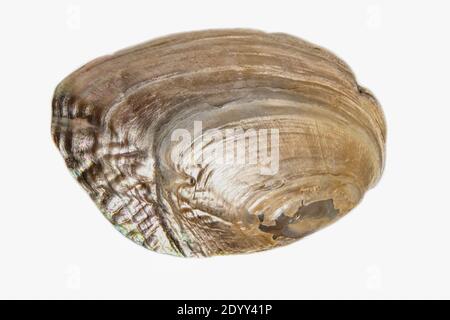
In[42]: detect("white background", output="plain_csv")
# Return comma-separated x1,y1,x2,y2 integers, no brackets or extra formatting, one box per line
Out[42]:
1,0,449,299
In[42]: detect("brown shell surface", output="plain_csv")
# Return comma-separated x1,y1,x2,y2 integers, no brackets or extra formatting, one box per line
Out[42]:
52,29,386,257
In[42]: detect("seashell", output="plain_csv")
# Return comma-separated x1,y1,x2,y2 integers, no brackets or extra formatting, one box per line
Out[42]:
52,29,386,257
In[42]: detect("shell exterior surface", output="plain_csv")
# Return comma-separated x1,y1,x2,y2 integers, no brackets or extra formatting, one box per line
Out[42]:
52,29,386,257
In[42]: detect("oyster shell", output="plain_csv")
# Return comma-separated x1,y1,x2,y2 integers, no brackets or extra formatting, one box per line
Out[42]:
52,29,386,257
